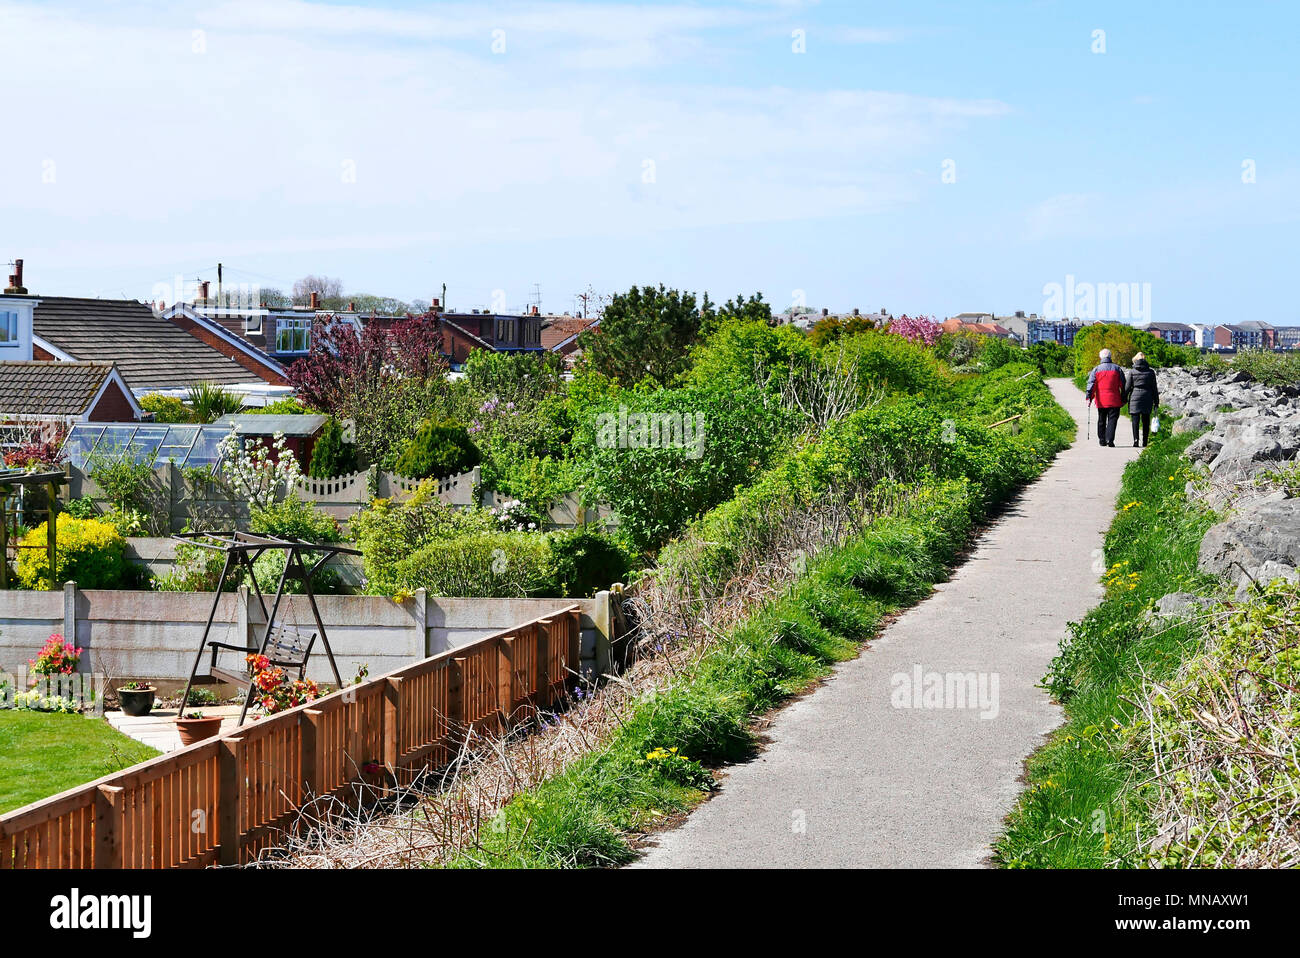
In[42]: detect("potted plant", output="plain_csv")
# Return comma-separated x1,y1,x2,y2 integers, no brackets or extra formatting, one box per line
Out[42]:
176,711,223,746
116,680,156,717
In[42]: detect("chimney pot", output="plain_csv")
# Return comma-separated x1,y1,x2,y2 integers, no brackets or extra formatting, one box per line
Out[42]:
821,308,829,317
348,301,356,312
198,280,210,303
309,291,320,309
5,258,25,294
853,307,860,316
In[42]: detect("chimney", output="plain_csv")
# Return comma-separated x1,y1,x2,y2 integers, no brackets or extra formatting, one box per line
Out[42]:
821,308,829,317
852,307,860,317
532,305,539,316
348,301,356,312
4,258,26,294
431,297,441,311
198,280,211,303
309,291,320,309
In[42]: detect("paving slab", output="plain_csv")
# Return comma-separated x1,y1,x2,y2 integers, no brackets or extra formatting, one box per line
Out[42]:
635,379,1137,868
106,705,244,752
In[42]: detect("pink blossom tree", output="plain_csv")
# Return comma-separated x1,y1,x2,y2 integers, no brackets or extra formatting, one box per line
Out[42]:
884,314,942,347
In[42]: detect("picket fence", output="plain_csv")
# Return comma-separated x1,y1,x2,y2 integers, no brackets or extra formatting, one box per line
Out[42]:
0,605,580,868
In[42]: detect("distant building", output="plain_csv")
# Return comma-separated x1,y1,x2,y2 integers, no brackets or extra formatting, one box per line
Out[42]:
1188,323,1217,349
1276,326,1300,350
994,312,1084,347
939,318,1016,340
1215,322,1276,350
1138,322,1196,345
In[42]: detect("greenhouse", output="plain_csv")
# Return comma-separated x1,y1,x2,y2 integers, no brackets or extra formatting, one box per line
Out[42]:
61,423,233,469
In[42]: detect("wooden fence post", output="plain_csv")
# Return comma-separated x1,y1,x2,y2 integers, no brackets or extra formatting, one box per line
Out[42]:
449,656,466,735
535,619,552,709
301,710,323,799
383,677,402,772
94,785,124,869
568,609,581,691
218,737,244,866
497,636,515,732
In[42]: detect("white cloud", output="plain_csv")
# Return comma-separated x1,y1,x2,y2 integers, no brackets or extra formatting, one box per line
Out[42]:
0,0,1010,288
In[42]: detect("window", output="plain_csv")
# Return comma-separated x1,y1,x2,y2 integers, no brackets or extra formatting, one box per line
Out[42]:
276,317,311,353
0,310,18,346
495,317,515,343
245,314,263,334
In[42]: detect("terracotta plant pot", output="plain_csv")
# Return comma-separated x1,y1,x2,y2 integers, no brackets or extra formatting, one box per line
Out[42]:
116,686,156,717
176,715,224,746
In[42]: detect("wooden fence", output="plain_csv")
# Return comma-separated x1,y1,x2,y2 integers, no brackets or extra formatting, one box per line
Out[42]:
0,605,580,869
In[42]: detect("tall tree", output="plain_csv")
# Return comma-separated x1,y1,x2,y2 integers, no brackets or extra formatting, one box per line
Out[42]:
292,275,344,305
286,316,447,467
578,284,703,387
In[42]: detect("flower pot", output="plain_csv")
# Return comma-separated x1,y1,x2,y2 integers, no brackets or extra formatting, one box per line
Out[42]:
116,686,156,717
176,715,224,746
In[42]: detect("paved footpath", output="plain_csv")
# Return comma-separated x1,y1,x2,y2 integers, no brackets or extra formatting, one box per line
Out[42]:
635,379,1137,868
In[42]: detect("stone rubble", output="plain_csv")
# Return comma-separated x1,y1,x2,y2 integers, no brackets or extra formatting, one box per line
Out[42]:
1155,366,1299,599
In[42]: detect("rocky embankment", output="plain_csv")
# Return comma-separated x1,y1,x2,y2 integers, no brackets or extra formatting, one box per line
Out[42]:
1156,366,1300,599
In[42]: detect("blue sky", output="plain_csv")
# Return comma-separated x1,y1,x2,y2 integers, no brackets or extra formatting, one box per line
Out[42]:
2,0,1296,322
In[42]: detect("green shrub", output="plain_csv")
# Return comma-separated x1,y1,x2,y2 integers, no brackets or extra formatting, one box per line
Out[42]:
395,419,481,480
573,382,795,553
308,417,358,478
248,496,342,543
186,381,243,424
831,328,947,397
979,336,1019,370
1026,341,1073,377
139,393,193,424
1073,324,1196,386
391,532,554,597
15,515,127,590
63,496,99,520
351,485,499,594
546,528,637,598
153,539,230,592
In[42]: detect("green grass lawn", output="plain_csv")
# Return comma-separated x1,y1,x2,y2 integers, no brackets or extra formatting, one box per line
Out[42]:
0,711,159,815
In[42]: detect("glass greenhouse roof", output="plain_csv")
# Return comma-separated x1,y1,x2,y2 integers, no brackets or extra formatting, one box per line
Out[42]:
62,423,233,470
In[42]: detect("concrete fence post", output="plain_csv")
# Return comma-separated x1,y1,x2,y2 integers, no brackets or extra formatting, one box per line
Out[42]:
62,580,77,645
591,590,612,677
414,587,428,657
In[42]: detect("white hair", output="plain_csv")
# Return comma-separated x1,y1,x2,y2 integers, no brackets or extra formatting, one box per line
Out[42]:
1099,348,1112,361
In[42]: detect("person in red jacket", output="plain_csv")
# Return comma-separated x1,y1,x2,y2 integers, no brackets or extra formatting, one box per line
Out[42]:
1084,348,1128,447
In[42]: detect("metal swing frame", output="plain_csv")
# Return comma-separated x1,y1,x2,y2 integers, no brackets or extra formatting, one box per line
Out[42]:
177,531,362,725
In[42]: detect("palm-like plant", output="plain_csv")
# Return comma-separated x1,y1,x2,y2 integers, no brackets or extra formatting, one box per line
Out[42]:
186,381,243,423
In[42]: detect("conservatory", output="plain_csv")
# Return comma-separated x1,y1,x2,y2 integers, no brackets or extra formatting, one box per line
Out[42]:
60,423,233,470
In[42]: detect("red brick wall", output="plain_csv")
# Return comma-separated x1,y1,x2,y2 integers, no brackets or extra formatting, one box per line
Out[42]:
167,314,289,385
88,379,140,422
33,343,55,360
439,321,480,365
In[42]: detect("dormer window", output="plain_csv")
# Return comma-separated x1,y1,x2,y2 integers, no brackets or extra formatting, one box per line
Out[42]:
276,316,311,353
245,314,263,335
0,310,17,346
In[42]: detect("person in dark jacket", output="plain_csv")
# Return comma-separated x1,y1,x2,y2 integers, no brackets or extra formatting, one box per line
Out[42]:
1084,348,1128,447
1125,352,1160,447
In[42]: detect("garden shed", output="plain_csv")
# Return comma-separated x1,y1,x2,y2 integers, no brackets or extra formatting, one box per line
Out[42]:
211,413,328,467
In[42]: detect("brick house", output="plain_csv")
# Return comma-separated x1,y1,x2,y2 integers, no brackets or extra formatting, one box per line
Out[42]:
0,361,144,448
1139,322,1196,345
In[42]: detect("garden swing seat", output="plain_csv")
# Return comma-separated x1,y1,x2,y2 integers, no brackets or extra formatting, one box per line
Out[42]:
177,531,361,725
207,622,318,690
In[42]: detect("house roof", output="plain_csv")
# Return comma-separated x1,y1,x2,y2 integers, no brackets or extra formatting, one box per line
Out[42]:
33,297,263,389
540,317,597,350
0,360,119,418
212,413,329,437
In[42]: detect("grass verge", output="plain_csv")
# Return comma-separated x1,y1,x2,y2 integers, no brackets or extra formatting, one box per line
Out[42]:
442,475,1007,867
993,429,1219,867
